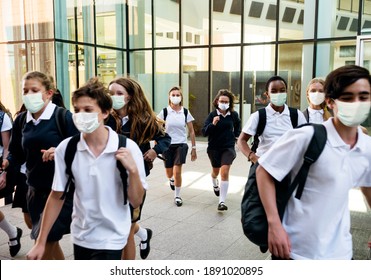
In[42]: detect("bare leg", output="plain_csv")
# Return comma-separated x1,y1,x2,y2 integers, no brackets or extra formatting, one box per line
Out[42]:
42,241,65,260
121,222,139,260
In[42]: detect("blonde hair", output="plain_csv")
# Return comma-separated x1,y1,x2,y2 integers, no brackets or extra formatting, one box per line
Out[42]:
306,78,331,121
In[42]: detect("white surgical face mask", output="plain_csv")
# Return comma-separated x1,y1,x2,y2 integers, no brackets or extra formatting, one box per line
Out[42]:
72,112,100,134
111,95,126,110
309,91,325,106
170,96,181,105
270,92,287,106
218,103,229,111
335,100,371,127
22,92,45,113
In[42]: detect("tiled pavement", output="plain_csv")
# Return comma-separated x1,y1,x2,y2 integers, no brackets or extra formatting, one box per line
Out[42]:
0,140,370,260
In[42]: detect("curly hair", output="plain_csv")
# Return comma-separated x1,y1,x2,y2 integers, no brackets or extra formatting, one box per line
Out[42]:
212,89,235,112
109,77,165,146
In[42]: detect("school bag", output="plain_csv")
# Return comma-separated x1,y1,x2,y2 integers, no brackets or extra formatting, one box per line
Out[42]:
241,123,327,253
60,133,129,205
250,107,298,152
163,107,188,123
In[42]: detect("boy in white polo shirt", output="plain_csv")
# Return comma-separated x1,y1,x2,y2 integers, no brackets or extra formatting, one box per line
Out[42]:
256,65,371,260
27,77,147,260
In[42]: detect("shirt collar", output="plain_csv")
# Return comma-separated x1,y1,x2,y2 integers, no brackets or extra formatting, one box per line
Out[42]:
266,104,289,116
308,107,324,114
216,109,231,116
26,101,56,123
168,105,184,113
77,126,118,154
323,118,367,152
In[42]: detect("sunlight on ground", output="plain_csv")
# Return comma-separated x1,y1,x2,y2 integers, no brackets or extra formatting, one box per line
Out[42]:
349,188,370,213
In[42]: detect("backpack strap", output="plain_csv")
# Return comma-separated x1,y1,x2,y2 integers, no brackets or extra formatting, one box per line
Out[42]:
302,108,310,123
251,108,266,152
0,111,5,147
117,134,128,205
60,134,80,200
286,124,327,201
54,107,68,138
163,108,168,121
184,108,188,124
288,107,298,128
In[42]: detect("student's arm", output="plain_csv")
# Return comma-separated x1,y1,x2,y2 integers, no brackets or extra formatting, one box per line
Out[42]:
116,147,145,209
187,121,197,161
27,191,65,260
237,132,258,164
256,165,291,259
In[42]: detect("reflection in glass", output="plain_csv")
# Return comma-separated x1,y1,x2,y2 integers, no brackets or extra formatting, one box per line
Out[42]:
154,0,179,48
183,0,209,46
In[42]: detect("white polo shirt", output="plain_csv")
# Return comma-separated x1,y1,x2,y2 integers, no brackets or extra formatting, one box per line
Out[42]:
259,118,371,259
0,112,12,155
308,107,324,124
52,126,148,250
242,104,307,157
157,106,194,144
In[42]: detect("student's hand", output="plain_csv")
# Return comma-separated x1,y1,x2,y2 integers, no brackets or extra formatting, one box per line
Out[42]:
268,221,291,259
212,116,220,125
0,170,6,190
26,243,45,260
1,159,9,170
41,148,56,162
143,148,157,163
116,147,139,174
249,152,259,164
190,149,197,161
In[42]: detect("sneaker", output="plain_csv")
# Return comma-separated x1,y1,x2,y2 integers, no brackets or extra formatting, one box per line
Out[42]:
217,202,228,211
174,197,183,207
169,178,175,191
140,228,153,260
9,227,22,257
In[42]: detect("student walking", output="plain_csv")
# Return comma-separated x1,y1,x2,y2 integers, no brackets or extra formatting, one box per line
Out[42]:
157,86,197,207
26,77,147,260
108,77,171,260
202,89,241,211
3,71,79,259
256,65,371,259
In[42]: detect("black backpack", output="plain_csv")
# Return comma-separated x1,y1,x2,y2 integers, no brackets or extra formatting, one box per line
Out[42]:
60,134,129,205
163,107,188,123
251,107,298,152
241,123,327,253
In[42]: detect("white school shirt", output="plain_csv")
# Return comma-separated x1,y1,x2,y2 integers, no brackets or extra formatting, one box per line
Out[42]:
0,113,12,155
52,126,148,250
307,107,324,124
258,118,371,259
157,106,194,144
242,104,306,157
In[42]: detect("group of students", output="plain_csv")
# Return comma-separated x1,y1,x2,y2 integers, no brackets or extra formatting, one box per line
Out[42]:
0,64,370,260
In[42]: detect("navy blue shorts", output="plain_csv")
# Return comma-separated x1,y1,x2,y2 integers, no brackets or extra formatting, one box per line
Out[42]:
162,143,189,168
207,147,236,168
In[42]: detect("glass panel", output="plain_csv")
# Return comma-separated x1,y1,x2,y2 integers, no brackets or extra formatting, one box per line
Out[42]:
279,0,304,40
183,48,209,136
182,0,209,46
154,49,179,112
278,43,303,109
318,0,358,38
0,0,25,42
55,41,71,108
154,0,179,48
211,46,241,115
212,0,241,44
25,42,55,76
244,0,276,43
129,50,153,109
0,43,26,114
128,0,151,49
95,0,125,48
24,0,54,40
55,0,72,40
76,0,94,44
97,47,125,84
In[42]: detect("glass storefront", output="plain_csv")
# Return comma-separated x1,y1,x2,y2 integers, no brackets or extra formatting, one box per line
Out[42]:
1,0,370,133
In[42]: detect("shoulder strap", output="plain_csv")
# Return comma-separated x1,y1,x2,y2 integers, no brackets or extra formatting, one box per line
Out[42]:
302,108,310,123
163,108,168,121
55,107,68,138
184,108,188,123
0,111,5,131
288,107,298,128
251,108,266,152
117,134,128,205
60,134,80,200
286,124,327,201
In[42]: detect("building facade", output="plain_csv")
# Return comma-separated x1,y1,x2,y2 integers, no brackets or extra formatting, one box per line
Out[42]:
0,0,370,134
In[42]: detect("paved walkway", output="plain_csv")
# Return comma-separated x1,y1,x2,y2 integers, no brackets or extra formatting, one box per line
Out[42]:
0,140,370,260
